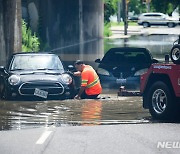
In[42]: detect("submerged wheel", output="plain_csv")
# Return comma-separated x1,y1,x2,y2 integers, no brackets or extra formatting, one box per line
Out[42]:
147,81,174,120
2,87,12,100
170,44,180,64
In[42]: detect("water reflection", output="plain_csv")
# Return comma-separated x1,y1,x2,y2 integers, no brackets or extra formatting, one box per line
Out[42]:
104,34,178,61
0,96,150,131
81,100,102,126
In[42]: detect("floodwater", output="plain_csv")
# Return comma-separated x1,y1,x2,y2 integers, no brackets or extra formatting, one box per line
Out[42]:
104,34,178,61
57,34,178,68
0,94,150,131
0,34,178,131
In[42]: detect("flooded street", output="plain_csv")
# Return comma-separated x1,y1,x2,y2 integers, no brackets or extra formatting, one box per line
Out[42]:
0,94,150,131
0,33,179,131
104,34,178,61
58,34,179,69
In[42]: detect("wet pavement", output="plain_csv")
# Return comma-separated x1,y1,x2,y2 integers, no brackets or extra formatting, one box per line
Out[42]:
0,92,151,131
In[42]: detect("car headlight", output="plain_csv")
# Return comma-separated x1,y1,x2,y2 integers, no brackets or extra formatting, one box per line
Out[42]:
61,74,72,85
134,68,148,76
97,68,110,76
8,75,20,85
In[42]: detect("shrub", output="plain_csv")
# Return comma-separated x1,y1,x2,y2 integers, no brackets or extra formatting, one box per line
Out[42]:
22,20,40,52
104,23,112,37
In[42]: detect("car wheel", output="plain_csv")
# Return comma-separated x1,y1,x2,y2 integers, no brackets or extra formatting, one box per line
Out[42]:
143,22,150,28
148,81,174,120
2,88,11,100
167,22,175,28
0,85,3,99
170,44,180,64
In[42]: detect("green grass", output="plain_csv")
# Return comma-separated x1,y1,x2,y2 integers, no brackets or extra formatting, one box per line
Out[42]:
110,21,138,26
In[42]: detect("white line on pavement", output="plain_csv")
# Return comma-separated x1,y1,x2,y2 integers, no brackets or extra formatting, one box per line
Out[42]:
36,130,52,144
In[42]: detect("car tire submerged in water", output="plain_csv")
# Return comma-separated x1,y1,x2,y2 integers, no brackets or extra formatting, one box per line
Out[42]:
2,88,11,100
170,44,180,64
147,81,174,120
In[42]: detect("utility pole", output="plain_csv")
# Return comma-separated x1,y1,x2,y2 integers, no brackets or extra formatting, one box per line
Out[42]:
117,1,121,23
143,0,151,12
122,0,128,35
146,0,150,12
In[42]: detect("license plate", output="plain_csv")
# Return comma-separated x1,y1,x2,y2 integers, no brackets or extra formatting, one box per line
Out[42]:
34,88,48,98
116,78,127,84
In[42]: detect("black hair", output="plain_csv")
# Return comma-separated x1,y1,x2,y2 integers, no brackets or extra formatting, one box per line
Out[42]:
74,60,84,65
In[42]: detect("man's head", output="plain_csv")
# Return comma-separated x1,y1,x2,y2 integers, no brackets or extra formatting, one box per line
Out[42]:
74,60,84,72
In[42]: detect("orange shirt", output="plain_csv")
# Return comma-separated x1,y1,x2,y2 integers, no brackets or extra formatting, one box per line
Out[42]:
81,65,102,95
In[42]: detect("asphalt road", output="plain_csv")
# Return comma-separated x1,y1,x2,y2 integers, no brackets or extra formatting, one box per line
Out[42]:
1,123,180,154
110,25,180,38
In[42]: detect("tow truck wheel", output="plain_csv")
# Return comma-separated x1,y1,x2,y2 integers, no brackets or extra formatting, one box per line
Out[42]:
170,44,180,64
148,81,174,120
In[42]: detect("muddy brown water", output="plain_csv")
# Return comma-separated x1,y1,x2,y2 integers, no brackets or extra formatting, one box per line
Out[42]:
0,93,151,131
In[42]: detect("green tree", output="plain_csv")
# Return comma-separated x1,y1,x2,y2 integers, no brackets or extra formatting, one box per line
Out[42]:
128,0,146,14
22,20,40,52
104,0,121,23
151,0,180,15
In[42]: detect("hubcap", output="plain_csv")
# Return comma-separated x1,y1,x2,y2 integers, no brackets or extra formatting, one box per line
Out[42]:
143,23,148,28
168,23,173,27
172,48,180,61
152,89,167,114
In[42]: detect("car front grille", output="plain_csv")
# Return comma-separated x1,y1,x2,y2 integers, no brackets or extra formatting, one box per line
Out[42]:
112,71,132,78
18,82,64,96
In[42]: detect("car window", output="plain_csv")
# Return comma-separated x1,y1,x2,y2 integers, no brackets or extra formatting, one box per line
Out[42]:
10,55,64,71
102,50,151,65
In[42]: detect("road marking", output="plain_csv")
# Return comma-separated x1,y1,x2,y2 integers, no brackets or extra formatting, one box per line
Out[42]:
36,130,52,144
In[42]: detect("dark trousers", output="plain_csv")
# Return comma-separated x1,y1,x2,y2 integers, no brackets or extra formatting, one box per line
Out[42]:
81,91,99,99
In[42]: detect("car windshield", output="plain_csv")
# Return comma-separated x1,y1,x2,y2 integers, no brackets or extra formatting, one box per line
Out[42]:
102,50,151,65
10,54,64,71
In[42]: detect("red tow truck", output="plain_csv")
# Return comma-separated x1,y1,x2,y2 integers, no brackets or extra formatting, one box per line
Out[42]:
140,36,180,119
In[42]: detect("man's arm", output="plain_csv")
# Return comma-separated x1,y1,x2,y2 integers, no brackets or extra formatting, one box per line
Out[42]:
74,86,86,99
73,71,81,77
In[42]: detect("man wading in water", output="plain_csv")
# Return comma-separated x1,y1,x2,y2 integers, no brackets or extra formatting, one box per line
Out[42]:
73,60,102,99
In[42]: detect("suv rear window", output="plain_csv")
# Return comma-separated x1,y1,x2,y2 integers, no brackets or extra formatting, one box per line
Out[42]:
102,50,151,64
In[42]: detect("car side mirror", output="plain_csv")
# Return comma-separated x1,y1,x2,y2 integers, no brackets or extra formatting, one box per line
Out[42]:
95,59,101,63
0,66,5,72
152,59,159,63
67,65,75,71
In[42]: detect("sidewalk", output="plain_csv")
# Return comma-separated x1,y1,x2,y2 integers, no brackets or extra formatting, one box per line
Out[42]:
109,25,180,39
